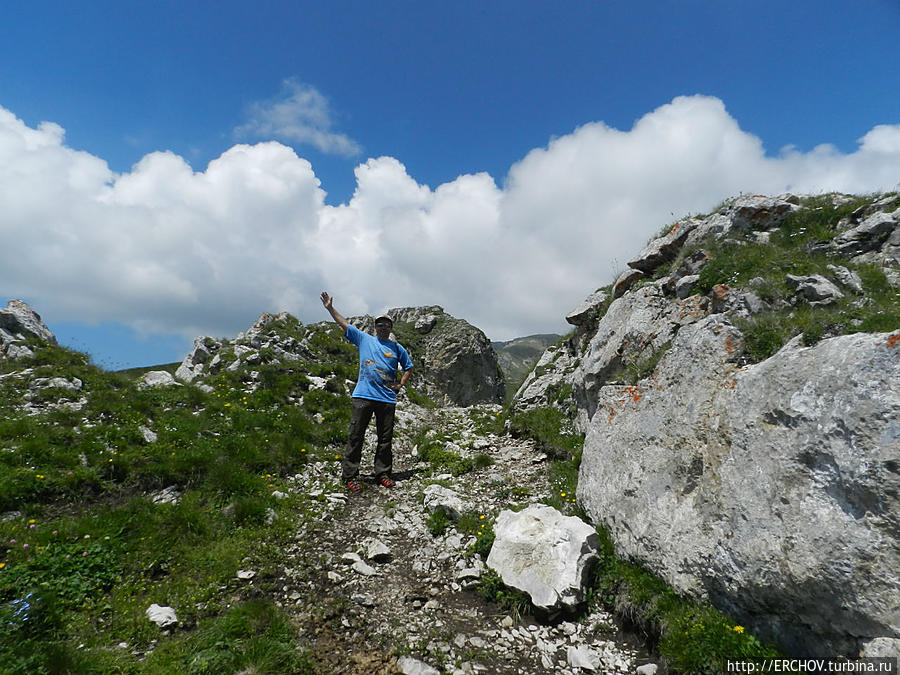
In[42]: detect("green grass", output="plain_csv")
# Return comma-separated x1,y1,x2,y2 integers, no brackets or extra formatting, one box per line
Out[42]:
681,193,900,362
589,527,780,673
411,427,482,476
0,318,358,673
478,568,533,622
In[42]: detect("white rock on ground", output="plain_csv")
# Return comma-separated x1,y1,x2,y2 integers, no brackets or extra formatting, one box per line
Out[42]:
487,503,600,612
145,604,177,628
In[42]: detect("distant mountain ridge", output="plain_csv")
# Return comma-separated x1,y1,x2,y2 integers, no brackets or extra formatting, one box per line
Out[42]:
492,333,561,401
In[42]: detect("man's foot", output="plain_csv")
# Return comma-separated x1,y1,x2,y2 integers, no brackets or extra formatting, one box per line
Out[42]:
346,478,363,493
378,475,396,488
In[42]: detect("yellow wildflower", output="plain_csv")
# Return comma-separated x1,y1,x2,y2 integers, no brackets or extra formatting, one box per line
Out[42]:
733,625,744,633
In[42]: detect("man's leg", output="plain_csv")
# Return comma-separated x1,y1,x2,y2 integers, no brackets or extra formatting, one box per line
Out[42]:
344,398,374,481
372,401,396,478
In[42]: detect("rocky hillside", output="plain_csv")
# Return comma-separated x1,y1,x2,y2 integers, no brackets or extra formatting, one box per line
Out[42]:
0,300,658,674
173,305,505,409
518,192,900,659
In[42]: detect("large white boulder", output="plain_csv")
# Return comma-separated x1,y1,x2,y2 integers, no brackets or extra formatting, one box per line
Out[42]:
486,504,599,612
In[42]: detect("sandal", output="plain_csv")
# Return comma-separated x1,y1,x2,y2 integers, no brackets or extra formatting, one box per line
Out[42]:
346,478,363,493
378,476,396,488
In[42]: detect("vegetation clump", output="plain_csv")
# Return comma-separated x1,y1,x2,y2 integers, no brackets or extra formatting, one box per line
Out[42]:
590,527,780,673
685,193,900,361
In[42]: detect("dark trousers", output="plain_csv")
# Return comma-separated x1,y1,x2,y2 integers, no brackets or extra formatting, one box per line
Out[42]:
343,397,396,480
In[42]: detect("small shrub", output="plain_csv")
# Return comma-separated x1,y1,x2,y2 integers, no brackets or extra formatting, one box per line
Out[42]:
425,509,451,537
458,512,495,559
508,407,583,462
478,569,532,622
407,386,438,409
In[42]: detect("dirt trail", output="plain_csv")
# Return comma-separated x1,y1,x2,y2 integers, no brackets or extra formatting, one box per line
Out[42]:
276,403,651,674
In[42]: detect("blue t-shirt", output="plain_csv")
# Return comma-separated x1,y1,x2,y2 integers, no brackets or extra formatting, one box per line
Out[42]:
345,324,414,404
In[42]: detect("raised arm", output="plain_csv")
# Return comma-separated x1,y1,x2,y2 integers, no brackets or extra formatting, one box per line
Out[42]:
320,292,349,332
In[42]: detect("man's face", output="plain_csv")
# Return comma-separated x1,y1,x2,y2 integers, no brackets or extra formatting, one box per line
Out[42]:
375,320,392,338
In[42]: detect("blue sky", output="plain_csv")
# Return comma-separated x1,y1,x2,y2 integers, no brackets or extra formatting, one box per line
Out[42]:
2,1,900,369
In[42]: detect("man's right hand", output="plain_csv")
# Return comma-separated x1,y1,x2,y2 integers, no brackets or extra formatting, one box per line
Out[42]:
321,291,349,331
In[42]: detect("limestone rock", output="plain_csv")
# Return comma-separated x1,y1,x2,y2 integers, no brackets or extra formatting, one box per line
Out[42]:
577,317,900,656
612,268,644,299
398,656,440,675
145,603,177,628
567,644,599,670
577,283,706,415
139,426,158,444
786,274,845,305
486,504,599,612
566,291,609,326
31,376,82,391
423,484,465,521
150,486,180,504
512,344,579,415
366,539,392,563
0,300,57,360
826,265,864,293
674,274,700,299
627,220,697,274
386,306,505,406
175,336,223,383
415,314,438,334
684,195,798,248
859,637,900,659
139,370,178,388
833,210,899,255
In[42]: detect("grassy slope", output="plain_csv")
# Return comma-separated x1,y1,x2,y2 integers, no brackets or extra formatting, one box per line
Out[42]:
0,318,356,674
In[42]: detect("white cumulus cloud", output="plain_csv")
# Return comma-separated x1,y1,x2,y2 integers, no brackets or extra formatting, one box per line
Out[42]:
2,95,900,354
235,78,362,157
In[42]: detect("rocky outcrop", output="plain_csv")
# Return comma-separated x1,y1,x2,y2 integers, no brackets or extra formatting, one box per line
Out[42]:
0,300,57,360
382,306,505,407
514,192,900,657
174,312,313,385
578,320,900,656
138,370,179,388
172,307,505,408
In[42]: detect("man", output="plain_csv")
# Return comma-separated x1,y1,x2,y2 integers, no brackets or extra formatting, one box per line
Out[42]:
320,292,413,492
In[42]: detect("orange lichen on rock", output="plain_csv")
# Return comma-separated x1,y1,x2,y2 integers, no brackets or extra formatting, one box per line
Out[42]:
623,386,642,404
712,284,730,301
725,335,738,354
